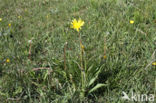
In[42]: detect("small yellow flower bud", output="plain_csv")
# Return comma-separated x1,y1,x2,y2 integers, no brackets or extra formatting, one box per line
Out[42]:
0,18,2,22
8,23,11,27
6,59,10,63
18,16,21,19
152,62,156,66
130,20,134,24
81,44,85,50
103,55,106,59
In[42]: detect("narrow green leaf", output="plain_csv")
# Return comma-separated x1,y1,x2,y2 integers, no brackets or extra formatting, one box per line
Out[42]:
88,77,97,86
88,67,103,86
89,83,107,94
43,70,49,80
87,65,93,72
13,86,22,96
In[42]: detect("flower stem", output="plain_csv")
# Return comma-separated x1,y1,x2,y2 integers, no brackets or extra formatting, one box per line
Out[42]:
64,42,67,70
78,32,86,99
28,42,32,60
79,33,84,70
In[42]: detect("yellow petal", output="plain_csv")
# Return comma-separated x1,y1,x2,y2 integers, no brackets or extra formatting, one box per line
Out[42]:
76,28,79,32
81,21,84,26
78,19,84,26
72,19,77,24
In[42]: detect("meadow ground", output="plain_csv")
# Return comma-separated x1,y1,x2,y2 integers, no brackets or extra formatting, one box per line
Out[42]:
0,0,156,102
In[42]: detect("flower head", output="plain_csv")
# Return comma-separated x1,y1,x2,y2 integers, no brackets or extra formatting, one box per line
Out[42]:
18,16,21,19
130,20,134,24
6,58,10,63
0,18,2,22
8,23,11,27
80,43,85,50
103,55,107,59
71,18,84,32
152,62,156,66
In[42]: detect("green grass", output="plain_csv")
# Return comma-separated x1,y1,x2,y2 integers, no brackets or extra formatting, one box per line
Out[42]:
0,0,155,102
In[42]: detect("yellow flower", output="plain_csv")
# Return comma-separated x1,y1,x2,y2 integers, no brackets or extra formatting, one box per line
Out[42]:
6,58,10,63
103,55,106,59
81,44,85,50
130,20,134,24
18,16,21,19
8,23,11,27
0,18,2,22
71,18,84,32
152,62,156,66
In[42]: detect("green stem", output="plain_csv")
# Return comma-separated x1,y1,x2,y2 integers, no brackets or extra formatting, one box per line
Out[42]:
78,32,86,99
79,33,83,69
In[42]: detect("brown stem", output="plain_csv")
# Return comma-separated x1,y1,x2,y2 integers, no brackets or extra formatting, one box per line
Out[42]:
79,33,83,70
104,36,106,59
64,42,67,70
28,42,32,60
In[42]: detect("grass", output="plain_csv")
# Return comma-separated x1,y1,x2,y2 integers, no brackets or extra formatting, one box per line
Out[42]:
0,0,156,102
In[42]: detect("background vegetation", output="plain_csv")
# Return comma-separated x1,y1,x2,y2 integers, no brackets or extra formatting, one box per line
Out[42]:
0,0,155,102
